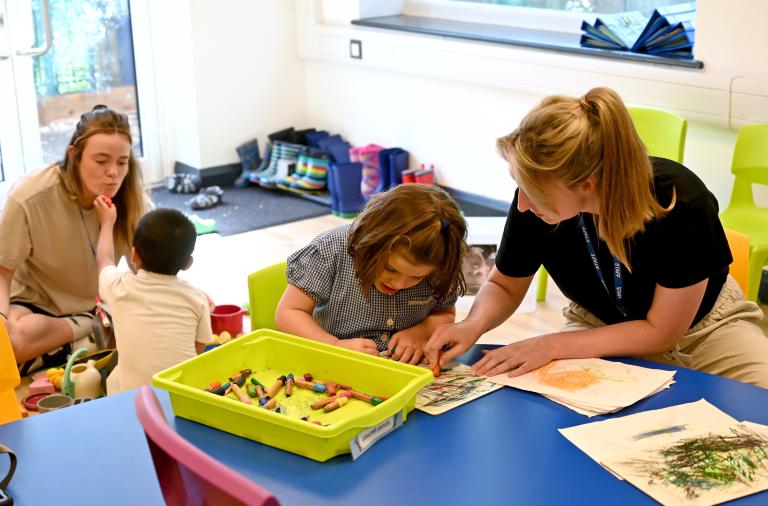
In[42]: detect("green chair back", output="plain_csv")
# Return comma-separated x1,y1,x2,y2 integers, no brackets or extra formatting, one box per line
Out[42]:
247,261,288,331
628,106,688,163
719,123,768,301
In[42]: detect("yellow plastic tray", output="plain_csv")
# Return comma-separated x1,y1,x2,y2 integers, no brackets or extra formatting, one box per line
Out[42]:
152,329,434,461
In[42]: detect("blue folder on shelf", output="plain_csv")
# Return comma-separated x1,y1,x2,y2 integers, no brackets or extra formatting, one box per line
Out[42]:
580,2,696,59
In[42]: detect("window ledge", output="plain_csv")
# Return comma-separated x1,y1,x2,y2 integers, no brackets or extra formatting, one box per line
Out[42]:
351,14,703,70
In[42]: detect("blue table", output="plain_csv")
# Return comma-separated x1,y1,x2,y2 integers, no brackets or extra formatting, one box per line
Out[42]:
2,348,768,505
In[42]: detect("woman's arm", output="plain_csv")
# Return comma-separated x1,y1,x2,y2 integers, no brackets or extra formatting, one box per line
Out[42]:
423,267,534,366
94,197,117,272
474,279,708,377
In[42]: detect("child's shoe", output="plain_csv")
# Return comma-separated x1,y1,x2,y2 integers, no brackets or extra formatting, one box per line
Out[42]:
333,162,366,218
278,154,309,188
291,151,329,192
401,169,419,183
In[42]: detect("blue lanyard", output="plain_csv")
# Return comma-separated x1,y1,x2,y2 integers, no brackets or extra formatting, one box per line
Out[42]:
578,214,627,318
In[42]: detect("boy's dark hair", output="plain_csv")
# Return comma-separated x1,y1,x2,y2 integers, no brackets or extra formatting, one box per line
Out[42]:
133,208,196,275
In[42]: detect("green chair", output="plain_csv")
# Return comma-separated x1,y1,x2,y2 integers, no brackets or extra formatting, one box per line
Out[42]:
718,124,768,302
627,106,688,164
535,106,688,302
247,261,288,330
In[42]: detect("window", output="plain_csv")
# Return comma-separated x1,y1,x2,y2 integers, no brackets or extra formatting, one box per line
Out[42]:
441,0,693,15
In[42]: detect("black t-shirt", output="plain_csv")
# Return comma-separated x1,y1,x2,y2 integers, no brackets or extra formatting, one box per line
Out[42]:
496,157,731,327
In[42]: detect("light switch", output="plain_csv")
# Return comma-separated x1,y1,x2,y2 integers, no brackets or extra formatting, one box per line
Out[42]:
350,39,362,59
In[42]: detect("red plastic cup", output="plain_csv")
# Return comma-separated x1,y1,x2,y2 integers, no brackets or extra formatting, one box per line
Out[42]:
210,304,246,335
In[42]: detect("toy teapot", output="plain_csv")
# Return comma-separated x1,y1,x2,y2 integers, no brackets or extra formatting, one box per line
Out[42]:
62,348,103,399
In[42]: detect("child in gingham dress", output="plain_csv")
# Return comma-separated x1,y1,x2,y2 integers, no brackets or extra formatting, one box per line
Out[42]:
276,184,468,365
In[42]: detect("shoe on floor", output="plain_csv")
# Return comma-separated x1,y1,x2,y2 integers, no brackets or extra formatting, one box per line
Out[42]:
187,186,224,210
164,173,203,194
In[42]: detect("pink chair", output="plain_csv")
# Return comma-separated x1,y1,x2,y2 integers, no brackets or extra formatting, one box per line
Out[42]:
134,386,280,506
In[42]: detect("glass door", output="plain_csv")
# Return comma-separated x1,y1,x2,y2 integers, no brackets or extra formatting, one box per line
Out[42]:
0,0,154,201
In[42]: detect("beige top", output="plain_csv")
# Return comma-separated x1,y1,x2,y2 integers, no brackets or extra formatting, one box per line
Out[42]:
0,164,126,315
101,266,212,394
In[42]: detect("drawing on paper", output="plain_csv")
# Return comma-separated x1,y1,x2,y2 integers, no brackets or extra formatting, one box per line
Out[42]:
618,426,768,502
416,364,502,415
631,425,689,441
535,361,636,392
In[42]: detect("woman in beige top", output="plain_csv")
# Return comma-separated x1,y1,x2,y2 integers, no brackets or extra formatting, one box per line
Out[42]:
0,105,148,368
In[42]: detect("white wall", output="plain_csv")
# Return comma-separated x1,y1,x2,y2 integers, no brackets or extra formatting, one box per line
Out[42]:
144,0,765,208
297,0,767,207
148,0,306,178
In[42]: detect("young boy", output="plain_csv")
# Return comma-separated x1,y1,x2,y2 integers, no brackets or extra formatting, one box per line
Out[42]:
94,198,212,394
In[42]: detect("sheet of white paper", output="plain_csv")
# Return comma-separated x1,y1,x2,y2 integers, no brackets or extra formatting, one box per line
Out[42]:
559,400,739,480
489,358,675,415
544,379,675,417
602,421,768,505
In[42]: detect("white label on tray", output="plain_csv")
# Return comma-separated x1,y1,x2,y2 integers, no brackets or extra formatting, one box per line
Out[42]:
349,410,403,460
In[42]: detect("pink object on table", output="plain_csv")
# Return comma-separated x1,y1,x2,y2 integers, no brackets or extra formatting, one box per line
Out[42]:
134,386,280,506
28,377,56,395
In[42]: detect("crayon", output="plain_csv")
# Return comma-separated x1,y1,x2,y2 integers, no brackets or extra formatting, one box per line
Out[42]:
229,369,252,383
432,351,442,377
245,383,257,398
311,391,352,410
267,375,286,398
226,383,251,404
295,378,327,393
285,373,295,397
323,395,350,413
209,382,231,396
95,296,111,328
349,390,387,405
204,380,221,392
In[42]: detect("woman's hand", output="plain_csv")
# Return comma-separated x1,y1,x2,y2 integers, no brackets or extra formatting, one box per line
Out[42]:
388,325,429,365
424,320,483,368
472,335,555,378
337,338,380,356
93,195,117,226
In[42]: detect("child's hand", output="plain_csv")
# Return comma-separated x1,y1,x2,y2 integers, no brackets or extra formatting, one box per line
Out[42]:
337,338,379,356
93,195,117,226
388,325,429,365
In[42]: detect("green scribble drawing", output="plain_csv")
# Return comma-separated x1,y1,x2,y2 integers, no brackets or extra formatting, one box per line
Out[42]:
625,427,768,500
632,425,688,441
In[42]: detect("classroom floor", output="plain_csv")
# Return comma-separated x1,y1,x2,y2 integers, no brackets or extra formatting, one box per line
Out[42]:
13,213,768,415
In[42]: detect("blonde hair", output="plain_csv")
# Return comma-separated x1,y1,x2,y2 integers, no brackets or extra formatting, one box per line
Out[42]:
348,184,468,300
60,106,149,255
496,87,673,268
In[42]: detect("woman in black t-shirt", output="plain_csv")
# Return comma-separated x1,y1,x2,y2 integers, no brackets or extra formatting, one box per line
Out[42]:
425,87,768,387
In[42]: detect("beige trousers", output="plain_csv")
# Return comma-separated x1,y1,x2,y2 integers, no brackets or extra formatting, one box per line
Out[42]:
561,276,768,388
